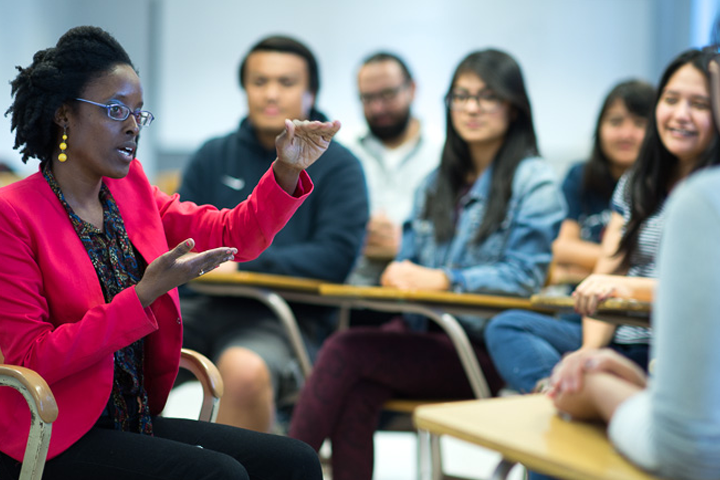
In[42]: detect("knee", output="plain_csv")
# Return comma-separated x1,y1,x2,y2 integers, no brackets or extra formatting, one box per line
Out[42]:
485,310,523,339
203,454,250,480
275,437,322,479
217,347,273,403
318,330,363,360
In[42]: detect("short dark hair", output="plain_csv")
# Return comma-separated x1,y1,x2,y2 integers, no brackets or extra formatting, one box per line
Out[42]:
6,26,134,165
360,52,413,83
238,35,320,97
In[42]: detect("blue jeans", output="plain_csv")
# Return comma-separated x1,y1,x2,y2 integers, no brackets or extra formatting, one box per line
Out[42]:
484,310,582,393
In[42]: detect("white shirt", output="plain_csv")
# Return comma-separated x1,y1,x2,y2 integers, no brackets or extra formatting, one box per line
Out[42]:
349,124,442,225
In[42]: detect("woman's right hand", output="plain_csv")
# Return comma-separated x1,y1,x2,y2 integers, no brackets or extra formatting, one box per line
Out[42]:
572,273,631,316
135,239,237,308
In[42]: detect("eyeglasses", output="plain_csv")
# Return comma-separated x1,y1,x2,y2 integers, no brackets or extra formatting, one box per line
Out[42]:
75,98,155,127
445,90,503,112
359,82,409,105
703,45,720,132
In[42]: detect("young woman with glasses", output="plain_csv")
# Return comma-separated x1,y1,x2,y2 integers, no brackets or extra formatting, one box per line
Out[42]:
288,49,566,480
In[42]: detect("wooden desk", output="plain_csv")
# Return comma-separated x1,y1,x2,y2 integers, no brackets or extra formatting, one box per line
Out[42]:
191,270,324,294
531,294,651,327
319,284,535,309
189,270,331,377
414,395,659,480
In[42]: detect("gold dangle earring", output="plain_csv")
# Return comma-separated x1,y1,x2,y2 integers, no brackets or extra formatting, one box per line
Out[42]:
58,126,68,163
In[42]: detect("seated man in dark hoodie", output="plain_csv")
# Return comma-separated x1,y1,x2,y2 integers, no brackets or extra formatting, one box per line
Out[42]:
178,35,369,433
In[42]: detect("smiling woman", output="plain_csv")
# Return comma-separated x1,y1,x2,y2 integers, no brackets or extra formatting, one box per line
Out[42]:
0,25,340,480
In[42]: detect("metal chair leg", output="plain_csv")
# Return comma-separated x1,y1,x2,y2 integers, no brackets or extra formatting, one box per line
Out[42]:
490,459,517,480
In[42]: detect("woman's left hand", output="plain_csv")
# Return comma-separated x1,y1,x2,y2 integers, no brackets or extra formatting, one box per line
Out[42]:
272,119,341,194
276,119,341,169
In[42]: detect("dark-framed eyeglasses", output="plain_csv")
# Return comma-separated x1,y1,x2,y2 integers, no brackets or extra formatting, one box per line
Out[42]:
75,98,155,127
444,90,503,112
703,45,720,131
359,81,409,105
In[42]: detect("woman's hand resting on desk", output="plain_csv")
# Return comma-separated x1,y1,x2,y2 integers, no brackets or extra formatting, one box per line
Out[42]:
380,260,450,291
572,274,656,316
272,119,342,194
572,274,632,316
547,348,647,421
135,238,237,308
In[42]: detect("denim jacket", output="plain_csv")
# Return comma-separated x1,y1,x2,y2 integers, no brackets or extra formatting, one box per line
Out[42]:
398,157,566,298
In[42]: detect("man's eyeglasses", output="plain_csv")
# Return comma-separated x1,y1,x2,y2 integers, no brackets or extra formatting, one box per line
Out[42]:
75,98,155,127
359,82,409,105
445,90,503,112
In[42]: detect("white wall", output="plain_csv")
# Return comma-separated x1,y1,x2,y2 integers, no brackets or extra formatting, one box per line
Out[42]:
0,0,717,180
156,0,659,178
0,0,154,176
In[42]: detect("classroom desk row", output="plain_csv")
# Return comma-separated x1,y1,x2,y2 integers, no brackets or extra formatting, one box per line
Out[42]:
189,270,650,398
188,270,654,480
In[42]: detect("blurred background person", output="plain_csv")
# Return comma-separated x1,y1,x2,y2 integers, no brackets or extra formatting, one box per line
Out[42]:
178,35,368,433
484,79,655,394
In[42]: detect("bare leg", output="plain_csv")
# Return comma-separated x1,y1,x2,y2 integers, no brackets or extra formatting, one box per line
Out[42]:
215,347,275,432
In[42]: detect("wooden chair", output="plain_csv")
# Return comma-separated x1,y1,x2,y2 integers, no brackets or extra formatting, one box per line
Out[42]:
0,348,223,480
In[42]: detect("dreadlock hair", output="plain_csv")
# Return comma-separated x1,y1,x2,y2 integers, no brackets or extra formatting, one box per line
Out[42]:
426,49,538,244
617,49,720,269
582,79,655,203
6,26,134,165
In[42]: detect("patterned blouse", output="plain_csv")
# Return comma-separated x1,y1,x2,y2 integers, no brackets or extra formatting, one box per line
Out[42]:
44,166,153,436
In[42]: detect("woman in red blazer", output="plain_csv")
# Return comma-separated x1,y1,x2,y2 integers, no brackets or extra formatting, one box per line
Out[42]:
0,26,338,480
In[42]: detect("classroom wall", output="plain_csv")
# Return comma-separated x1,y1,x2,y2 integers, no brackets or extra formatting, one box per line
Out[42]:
0,0,717,181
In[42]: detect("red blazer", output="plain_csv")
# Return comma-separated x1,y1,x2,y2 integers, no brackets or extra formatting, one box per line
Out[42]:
0,159,311,461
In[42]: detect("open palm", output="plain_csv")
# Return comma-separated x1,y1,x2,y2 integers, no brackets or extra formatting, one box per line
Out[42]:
275,119,342,171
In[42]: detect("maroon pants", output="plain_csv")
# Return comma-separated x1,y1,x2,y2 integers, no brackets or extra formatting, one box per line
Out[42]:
288,320,502,480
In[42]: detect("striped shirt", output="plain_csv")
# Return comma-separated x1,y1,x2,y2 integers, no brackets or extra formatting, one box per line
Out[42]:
611,173,667,344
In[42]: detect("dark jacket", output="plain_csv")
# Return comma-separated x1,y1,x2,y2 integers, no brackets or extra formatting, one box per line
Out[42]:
178,113,369,328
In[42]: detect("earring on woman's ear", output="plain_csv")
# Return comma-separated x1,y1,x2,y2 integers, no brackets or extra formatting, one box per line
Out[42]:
58,126,68,163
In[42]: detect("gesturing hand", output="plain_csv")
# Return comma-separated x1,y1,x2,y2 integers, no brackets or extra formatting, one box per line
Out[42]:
135,239,237,308
275,119,342,171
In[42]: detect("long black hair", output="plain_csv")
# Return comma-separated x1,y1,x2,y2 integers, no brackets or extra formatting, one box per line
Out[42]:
582,80,655,201
425,49,538,243
6,26,134,166
617,49,720,267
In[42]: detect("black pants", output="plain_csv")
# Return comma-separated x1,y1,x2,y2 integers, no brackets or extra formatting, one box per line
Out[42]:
0,416,321,480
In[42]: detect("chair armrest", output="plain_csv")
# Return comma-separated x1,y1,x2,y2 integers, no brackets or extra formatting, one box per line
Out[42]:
0,364,58,480
179,348,223,422
0,365,58,424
